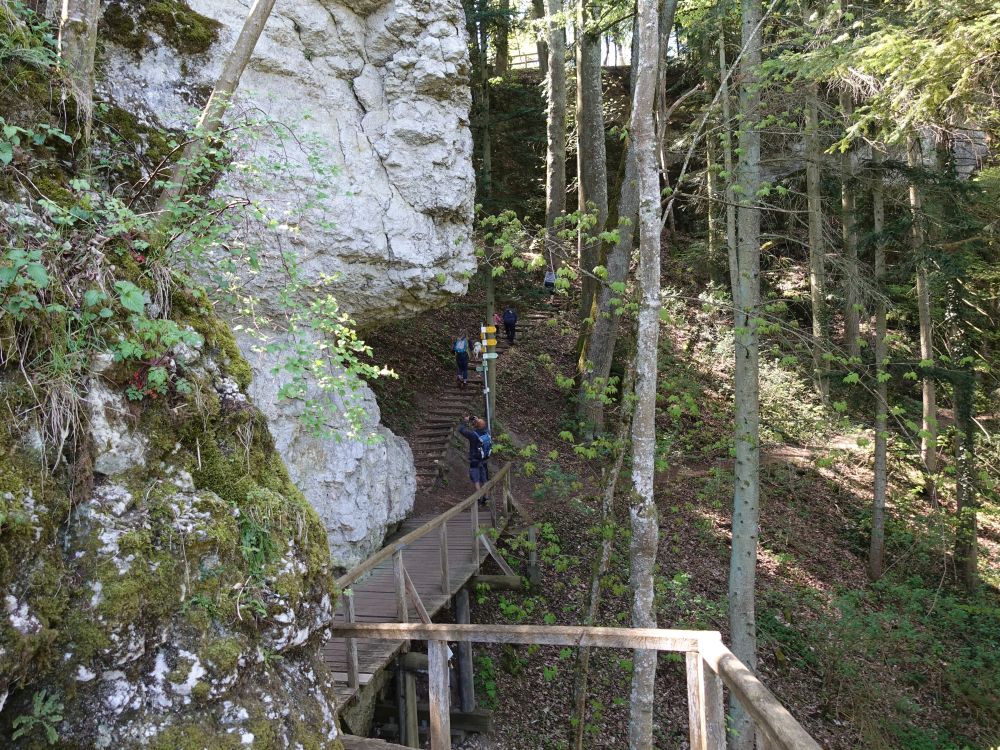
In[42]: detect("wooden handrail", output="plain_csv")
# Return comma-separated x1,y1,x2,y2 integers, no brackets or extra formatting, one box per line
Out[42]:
336,463,512,590
328,622,821,750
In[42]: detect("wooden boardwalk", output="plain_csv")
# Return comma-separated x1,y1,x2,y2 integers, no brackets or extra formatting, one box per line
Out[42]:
322,466,515,709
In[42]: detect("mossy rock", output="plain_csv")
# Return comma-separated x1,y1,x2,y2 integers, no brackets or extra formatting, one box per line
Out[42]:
101,0,223,57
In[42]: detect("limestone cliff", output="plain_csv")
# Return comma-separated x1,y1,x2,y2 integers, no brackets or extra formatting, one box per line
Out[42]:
96,0,477,566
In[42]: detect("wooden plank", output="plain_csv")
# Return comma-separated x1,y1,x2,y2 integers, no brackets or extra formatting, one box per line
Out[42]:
404,670,419,748
393,550,408,624
372,704,493,734
403,567,432,624
330,623,705,652
699,636,822,750
346,593,360,690
439,522,450,594
470,500,480,567
428,640,451,750
455,589,475,713
687,650,709,750
704,658,727,750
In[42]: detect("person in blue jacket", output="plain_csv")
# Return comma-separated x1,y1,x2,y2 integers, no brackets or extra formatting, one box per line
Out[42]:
502,306,518,344
452,333,470,386
458,415,492,496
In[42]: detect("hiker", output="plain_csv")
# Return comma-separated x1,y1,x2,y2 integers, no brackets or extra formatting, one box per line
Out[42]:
452,334,470,386
502,305,518,344
458,415,492,498
543,268,556,295
493,311,502,331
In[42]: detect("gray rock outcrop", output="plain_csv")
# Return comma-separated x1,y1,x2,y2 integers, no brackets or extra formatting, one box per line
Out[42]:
98,0,477,566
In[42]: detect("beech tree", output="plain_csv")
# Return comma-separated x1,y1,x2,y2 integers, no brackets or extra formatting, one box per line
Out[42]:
626,0,660,742
728,0,763,746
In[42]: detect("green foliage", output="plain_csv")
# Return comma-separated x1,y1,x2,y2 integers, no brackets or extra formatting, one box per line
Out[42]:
12,689,63,745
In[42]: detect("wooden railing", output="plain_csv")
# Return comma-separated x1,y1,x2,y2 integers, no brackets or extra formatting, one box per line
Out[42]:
329,622,822,750
335,464,515,690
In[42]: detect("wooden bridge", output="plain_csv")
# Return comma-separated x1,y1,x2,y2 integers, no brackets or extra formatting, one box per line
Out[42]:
323,465,519,709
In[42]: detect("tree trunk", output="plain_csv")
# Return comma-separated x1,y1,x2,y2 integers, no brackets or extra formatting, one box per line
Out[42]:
485,266,497,426
58,0,102,140
803,8,828,398
571,365,635,750
718,34,737,285
156,0,278,213
626,0,660,743
908,134,937,500
576,0,609,319
545,0,567,239
478,10,493,199
495,0,510,74
728,0,762,747
532,0,548,76
839,92,861,360
869,178,887,580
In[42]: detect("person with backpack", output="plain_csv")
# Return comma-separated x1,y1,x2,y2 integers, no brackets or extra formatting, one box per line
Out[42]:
502,305,518,344
458,415,492,497
452,334,470,386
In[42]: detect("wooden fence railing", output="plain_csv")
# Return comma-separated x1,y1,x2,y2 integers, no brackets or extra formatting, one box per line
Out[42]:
335,464,515,690
329,622,822,750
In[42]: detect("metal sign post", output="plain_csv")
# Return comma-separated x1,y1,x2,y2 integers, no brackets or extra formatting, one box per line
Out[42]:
481,324,496,433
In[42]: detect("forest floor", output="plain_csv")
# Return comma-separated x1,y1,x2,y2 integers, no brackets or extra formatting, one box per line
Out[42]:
364,257,1000,750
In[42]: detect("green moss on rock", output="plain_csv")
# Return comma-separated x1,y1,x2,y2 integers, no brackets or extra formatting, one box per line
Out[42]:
101,0,223,57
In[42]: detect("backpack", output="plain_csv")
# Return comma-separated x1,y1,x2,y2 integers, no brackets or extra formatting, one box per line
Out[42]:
502,309,516,325
476,431,493,461
454,337,468,353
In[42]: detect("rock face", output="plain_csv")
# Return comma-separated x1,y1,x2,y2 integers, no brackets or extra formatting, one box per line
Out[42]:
97,0,477,565
0,294,342,748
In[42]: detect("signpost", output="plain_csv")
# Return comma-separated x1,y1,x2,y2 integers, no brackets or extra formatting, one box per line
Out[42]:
480,324,494,432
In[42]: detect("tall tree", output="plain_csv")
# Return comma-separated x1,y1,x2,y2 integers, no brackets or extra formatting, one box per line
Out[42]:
869,173,888,580
576,0,678,438
626,0,660,742
532,0,549,75
840,89,861,359
157,0,278,212
57,0,101,139
718,32,738,281
802,3,828,399
495,0,511,74
728,0,763,746
908,133,937,499
545,0,567,240
576,0,609,319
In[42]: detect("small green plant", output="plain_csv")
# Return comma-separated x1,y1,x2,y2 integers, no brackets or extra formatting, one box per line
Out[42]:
12,689,63,745
474,655,498,708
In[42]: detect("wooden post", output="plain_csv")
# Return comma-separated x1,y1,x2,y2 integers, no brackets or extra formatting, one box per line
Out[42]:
502,471,510,519
428,640,452,749
455,589,476,713
704,657,726,750
394,549,408,623
345,592,360,690
687,650,715,750
404,670,420,748
439,521,450,595
395,661,407,745
470,501,480,567
527,525,540,586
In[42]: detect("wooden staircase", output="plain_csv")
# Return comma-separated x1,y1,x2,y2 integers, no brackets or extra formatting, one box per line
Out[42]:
409,311,551,490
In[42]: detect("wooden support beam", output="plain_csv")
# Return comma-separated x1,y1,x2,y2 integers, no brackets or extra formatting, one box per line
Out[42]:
404,670,419,748
704,657,726,750
527,525,540,587
468,574,524,591
345,592,360,690
398,652,429,671
470,501,480,567
439,521,450,595
455,589,476,713
403,567,432,624
428,640,452,750
373,704,493,734
686,650,710,750
478,534,517,577
329,622,705,652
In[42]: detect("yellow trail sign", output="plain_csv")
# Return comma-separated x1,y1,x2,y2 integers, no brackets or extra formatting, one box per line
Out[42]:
486,339,497,346
483,325,497,333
